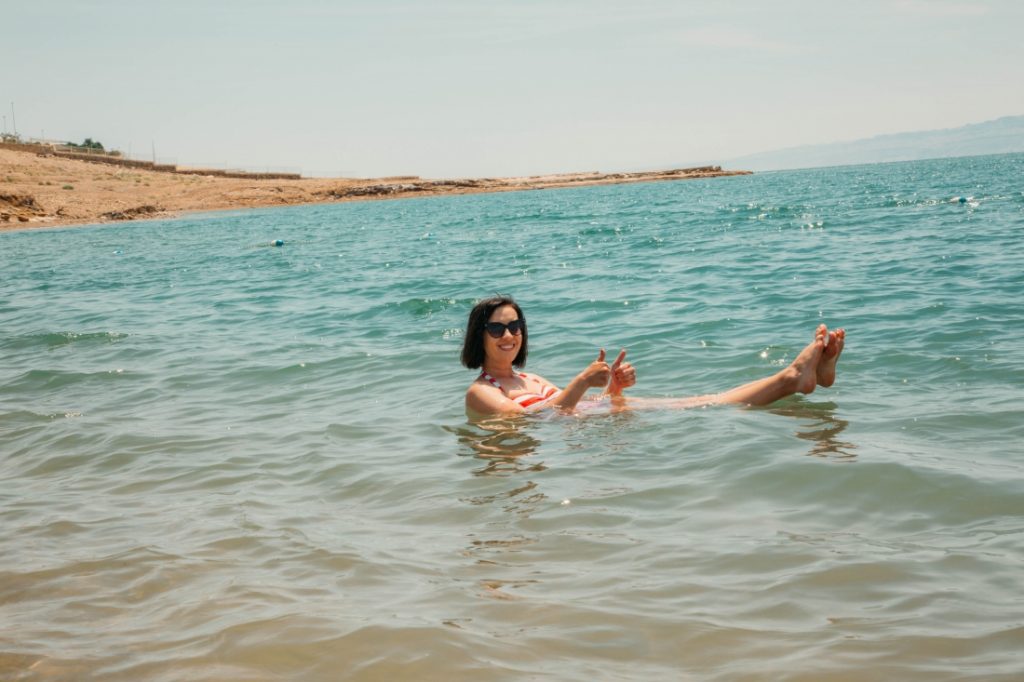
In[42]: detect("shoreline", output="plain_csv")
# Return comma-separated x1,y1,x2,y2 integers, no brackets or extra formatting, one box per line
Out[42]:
1,148,749,232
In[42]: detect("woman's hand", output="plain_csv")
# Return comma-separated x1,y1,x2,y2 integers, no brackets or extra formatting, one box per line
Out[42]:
606,349,636,396
550,348,617,411
579,349,613,388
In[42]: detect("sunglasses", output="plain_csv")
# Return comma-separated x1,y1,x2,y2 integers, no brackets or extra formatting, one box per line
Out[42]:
484,319,525,338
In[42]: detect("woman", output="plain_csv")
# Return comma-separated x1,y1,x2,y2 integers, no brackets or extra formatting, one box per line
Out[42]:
461,296,845,418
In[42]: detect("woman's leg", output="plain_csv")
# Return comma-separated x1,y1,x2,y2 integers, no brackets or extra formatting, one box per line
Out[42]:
611,326,844,411
714,328,827,406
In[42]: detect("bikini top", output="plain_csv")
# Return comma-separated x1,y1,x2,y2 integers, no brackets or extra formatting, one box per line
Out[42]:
478,371,560,409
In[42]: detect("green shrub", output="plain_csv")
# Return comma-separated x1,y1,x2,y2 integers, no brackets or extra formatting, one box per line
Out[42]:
66,138,105,151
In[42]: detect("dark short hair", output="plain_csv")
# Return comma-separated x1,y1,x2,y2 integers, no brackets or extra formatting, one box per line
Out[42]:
460,296,528,369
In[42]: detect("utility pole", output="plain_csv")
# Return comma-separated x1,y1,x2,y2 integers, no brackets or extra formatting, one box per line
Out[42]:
10,102,16,136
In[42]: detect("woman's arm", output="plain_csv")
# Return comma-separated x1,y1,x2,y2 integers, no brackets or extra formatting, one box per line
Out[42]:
465,383,526,417
466,351,612,417
549,349,612,411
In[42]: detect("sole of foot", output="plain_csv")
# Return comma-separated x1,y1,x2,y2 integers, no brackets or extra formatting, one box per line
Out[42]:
817,327,845,388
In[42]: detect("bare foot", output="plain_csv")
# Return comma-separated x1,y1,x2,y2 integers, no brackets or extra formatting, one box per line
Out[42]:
791,333,825,395
817,327,845,388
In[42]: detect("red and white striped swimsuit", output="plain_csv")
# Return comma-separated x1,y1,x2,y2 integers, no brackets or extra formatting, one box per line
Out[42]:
479,371,560,409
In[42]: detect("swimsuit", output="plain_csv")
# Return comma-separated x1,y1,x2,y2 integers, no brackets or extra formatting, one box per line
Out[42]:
479,372,560,409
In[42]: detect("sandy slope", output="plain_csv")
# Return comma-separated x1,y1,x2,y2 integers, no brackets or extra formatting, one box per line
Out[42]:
1,148,748,231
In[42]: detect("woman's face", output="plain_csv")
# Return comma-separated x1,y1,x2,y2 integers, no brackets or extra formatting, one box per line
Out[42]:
483,304,522,364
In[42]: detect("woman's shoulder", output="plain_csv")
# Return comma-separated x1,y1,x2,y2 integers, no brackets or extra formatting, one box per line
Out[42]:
465,376,517,415
466,376,498,395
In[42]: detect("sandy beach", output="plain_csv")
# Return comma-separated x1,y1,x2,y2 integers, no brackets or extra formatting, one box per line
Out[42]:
1,147,748,231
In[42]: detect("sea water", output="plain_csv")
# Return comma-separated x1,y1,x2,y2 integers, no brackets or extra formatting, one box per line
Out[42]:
1,153,1023,680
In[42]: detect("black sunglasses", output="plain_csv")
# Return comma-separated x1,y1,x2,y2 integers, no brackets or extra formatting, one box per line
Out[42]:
483,319,525,338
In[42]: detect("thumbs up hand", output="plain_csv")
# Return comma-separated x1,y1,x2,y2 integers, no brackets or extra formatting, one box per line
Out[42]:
607,348,636,396
580,348,612,388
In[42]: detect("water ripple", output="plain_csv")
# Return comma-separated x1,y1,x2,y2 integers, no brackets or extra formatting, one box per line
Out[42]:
2,154,1023,680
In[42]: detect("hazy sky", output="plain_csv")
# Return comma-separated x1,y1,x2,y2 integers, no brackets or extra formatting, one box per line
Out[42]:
7,0,1023,177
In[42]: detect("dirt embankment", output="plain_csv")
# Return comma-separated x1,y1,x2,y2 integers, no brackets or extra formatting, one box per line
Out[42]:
1,148,749,231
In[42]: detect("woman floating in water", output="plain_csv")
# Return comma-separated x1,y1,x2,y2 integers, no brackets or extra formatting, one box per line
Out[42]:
461,296,845,418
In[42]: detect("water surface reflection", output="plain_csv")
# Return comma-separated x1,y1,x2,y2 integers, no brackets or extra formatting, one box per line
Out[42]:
766,400,856,461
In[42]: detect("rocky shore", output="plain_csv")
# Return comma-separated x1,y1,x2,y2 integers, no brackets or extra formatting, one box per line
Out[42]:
1,148,749,231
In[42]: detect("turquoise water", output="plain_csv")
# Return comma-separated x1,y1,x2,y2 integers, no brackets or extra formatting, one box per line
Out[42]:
2,153,1023,680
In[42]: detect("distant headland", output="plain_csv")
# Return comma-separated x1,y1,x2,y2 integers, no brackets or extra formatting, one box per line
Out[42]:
721,114,1024,172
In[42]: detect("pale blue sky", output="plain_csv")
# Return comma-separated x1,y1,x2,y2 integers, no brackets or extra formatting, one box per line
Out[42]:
6,0,1023,177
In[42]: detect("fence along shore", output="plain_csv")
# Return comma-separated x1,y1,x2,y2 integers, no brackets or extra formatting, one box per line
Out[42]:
0,140,302,181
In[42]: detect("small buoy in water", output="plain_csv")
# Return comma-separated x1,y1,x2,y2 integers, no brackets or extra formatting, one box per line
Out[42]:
958,196,967,204
273,239,285,247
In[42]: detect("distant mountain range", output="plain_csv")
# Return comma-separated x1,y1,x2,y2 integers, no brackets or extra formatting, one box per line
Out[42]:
722,115,1024,172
